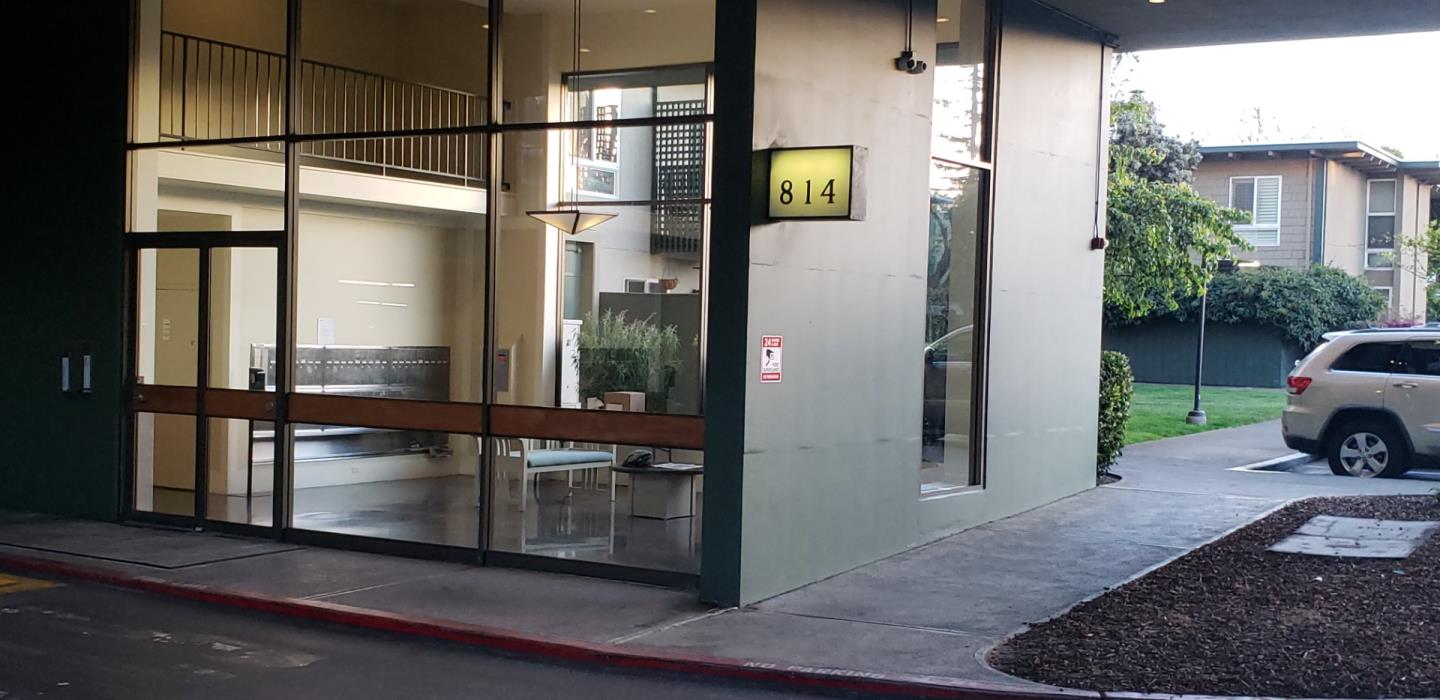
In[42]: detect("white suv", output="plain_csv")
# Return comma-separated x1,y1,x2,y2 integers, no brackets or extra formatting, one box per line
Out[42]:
1283,328,1439,478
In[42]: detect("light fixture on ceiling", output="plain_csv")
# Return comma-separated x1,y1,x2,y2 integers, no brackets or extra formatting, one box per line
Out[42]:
644,8,657,14
936,17,950,23
580,47,592,53
1148,0,1165,4
526,210,616,235
482,23,490,29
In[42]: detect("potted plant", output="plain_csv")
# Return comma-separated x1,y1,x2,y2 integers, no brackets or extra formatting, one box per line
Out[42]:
576,309,682,413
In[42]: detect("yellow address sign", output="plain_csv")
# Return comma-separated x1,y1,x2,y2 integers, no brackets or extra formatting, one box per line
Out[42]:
767,146,867,221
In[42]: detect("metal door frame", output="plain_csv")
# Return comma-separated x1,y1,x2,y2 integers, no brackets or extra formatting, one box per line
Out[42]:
122,232,288,538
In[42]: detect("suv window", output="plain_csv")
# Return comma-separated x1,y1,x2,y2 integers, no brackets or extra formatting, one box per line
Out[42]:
1399,340,1440,376
1329,342,1401,373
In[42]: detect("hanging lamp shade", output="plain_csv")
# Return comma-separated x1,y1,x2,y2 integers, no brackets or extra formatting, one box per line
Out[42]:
526,209,616,235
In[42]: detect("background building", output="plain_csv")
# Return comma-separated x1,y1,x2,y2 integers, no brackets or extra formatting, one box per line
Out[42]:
1196,142,1438,321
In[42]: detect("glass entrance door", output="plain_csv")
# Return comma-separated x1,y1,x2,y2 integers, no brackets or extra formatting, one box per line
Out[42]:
128,238,285,534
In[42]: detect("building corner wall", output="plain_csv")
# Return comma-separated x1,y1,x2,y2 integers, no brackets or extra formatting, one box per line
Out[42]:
724,0,1110,605
919,0,1106,538
733,0,933,604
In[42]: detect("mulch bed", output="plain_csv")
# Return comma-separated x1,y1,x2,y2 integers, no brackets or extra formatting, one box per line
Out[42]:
988,495,1440,698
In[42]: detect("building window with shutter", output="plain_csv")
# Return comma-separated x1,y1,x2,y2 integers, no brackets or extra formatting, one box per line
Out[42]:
1365,179,1397,269
1228,175,1282,247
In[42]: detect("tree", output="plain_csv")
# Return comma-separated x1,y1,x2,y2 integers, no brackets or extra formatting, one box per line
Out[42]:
1104,93,1249,321
1398,219,1440,320
1109,91,1202,184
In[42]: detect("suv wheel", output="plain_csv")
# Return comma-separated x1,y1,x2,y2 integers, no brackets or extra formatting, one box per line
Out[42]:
1327,420,1409,478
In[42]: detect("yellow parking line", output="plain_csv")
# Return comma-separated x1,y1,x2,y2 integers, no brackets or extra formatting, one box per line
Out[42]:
0,573,59,596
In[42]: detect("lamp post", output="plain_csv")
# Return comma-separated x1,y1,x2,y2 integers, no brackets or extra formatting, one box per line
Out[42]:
1186,258,1260,426
1186,290,1208,425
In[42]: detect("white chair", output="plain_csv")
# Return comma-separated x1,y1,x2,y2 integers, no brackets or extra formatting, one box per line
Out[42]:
485,437,616,509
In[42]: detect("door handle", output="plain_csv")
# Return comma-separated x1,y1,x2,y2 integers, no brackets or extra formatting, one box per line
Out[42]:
1392,382,1419,389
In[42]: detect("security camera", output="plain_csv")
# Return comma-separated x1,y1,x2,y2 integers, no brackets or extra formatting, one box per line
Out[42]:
894,50,927,75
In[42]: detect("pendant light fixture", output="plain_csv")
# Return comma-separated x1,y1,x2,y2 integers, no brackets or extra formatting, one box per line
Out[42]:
525,0,615,236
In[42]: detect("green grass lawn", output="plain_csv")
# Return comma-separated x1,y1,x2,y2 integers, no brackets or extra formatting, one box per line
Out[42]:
1125,383,1287,445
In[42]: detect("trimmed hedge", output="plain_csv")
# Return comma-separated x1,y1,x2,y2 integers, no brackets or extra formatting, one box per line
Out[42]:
1098,351,1134,477
1173,266,1383,350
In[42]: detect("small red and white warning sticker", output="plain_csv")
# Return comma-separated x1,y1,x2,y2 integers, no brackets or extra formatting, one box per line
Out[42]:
760,335,783,383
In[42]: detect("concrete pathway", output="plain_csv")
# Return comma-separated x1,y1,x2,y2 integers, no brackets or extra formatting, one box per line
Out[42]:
3,420,1434,692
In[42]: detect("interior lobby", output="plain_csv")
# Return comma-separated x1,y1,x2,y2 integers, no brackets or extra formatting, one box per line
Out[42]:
130,0,713,577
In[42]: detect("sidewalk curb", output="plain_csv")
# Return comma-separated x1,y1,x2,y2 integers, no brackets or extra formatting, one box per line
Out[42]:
0,550,1092,700
1226,452,1316,473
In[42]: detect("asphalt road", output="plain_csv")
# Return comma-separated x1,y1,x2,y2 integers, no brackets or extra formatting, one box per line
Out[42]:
0,569,852,700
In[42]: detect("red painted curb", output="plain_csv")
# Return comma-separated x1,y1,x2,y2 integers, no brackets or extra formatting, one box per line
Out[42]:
0,551,1090,700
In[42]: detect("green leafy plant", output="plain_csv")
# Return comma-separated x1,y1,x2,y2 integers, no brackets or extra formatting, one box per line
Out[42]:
1397,219,1439,321
1163,266,1387,350
1097,350,1135,478
575,309,682,412
1104,93,1251,322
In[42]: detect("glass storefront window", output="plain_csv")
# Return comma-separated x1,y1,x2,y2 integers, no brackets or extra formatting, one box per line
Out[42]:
289,424,479,547
131,0,287,144
922,165,984,493
134,412,197,516
502,0,714,124
136,248,200,387
209,247,279,391
921,0,990,495
124,0,714,578
128,144,286,233
300,0,489,134
207,417,273,526
295,137,489,403
488,434,702,573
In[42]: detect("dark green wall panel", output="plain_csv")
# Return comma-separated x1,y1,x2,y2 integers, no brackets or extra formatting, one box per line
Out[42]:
1,4,130,519
1103,319,1303,389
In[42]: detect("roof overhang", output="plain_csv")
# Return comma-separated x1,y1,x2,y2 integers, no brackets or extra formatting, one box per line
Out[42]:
1037,0,1440,51
1198,142,1440,185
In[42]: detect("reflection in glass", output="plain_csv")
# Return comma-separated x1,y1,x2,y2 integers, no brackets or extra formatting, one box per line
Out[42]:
134,412,196,516
921,165,983,494
489,435,701,573
209,248,278,391
294,137,488,404
289,425,478,547
932,0,988,163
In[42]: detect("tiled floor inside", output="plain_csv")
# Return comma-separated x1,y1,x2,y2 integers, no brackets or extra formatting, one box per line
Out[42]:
148,474,700,573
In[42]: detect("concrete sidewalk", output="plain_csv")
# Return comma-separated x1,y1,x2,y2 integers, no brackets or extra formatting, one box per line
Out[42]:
3,420,1433,695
